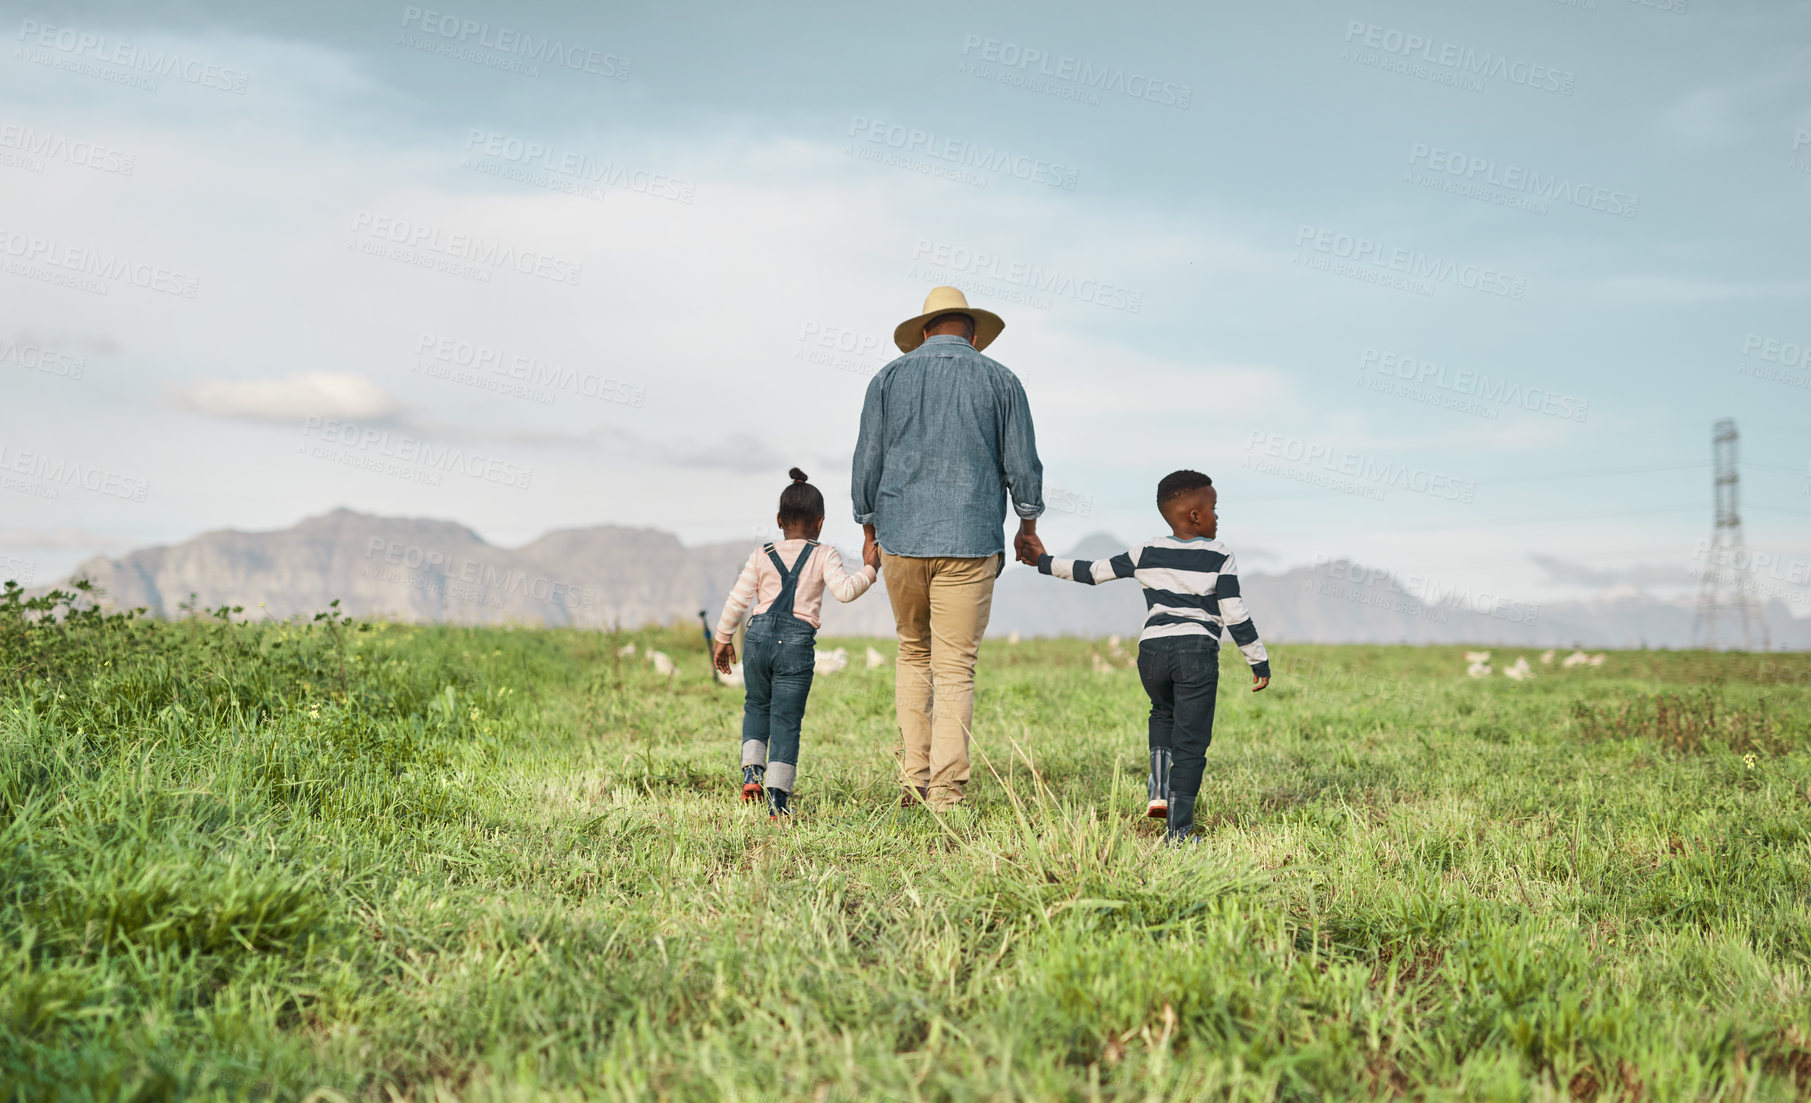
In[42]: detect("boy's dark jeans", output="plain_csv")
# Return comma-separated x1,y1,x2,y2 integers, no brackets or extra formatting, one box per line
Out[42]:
741,618,816,793
1137,637,1219,827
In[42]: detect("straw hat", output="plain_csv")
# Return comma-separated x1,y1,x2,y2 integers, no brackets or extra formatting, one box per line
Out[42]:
893,286,1004,353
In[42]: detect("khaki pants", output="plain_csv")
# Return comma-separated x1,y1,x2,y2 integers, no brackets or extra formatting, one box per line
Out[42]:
882,552,1001,806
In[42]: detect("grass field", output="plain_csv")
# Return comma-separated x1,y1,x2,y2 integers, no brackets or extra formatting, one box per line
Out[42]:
4,584,1811,1101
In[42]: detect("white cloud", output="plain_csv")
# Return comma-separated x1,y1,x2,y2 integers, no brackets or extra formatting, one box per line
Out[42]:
6,23,1806,613
171,371,402,422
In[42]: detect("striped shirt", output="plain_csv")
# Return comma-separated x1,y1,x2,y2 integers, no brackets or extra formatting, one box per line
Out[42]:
1037,535,1270,676
713,539,877,644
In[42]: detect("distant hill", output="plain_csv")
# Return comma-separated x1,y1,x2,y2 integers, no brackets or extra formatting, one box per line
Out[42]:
38,511,1811,648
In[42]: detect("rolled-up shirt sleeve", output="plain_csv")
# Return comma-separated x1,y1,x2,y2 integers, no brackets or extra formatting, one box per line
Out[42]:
1001,373,1044,519
851,371,884,525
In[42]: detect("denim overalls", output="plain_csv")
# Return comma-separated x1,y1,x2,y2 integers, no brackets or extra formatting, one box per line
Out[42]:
740,542,818,794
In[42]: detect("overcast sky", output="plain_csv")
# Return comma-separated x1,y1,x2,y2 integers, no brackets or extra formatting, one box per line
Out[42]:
3,0,1808,614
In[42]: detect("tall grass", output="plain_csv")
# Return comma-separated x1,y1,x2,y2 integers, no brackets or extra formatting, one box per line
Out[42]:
2,585,1808,1100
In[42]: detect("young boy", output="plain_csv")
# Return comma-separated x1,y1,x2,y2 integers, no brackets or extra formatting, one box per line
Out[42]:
1022,469,1270,842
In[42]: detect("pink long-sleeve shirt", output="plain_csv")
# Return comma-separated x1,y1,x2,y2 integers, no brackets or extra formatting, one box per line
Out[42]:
713,540,877,643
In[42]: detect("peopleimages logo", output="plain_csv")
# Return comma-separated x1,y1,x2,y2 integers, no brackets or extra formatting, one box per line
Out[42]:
397,7,630,78
299,417,533,489
15,19,250,93
1407,144,1637,218
363,537,602,612
415,333,645,407
0,228,200,299
1045,487,1094,518
847,116,1079,190
794,321,887,379
1294,224,1526,300
349,211,583,286
0,442,149,502
1342,22,1575,95
1743,333,1810,370
1689,540,1811,603
1735,331,1811,391
1359,347,1590,422
0,124,135,175
0,337,85,380
958,34,1192,109
910,239,1143,313
0,553,33,585
1243,431,1476,503
462,130,696,203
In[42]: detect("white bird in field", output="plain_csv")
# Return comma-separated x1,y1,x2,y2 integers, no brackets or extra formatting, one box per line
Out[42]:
814,647,849,675
1107,634,1122,651
1540,649,1555,665
1091,652,1114,675
1007,631,1021,645
1562,650,1590,668
1466,661,1492,678
617,642,637,657
1588,653,1606,667
1504,657,1533,681
720,663,744,687
649,650,676,676
865,646,887,670
1462,650,1491,663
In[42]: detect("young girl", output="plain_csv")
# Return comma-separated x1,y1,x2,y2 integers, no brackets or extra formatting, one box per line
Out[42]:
712,468,881,818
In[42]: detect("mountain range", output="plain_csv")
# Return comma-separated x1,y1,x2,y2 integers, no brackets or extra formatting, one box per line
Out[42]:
30,509,1811,649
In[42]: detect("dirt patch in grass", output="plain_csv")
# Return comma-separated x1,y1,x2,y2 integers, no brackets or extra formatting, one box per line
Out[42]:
1570,690,1788,755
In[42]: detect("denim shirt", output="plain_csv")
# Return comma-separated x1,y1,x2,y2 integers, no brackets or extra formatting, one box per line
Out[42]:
851,334,1044,558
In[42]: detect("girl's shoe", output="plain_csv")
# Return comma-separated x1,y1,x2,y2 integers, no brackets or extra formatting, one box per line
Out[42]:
741,765,765,802
766,786,792,819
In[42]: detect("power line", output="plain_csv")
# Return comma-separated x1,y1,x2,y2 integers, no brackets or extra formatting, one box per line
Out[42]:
1475,460,1711,486
1255,504,1703,537
1244,459,1714,505
1739,462,1808,475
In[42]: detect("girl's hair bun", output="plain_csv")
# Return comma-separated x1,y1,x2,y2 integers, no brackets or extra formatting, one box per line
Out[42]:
778,467,824,524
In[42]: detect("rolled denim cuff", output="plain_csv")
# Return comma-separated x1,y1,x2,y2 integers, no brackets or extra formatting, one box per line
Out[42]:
1012,500,1044,519
853,510,875,524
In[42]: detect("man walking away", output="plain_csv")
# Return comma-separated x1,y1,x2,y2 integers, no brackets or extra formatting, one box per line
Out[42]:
852,286,1045,810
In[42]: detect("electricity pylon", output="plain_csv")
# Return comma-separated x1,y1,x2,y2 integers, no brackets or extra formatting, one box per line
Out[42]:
1691,419,1768,650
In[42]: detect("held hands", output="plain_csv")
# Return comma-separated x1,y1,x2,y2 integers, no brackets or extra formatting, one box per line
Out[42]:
1013,531,1045,566
712,640,736,674
861,523,881,572
1252,674,1270,693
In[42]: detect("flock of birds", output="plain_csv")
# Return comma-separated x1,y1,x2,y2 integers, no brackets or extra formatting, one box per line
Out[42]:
1462,648,1605,680
614,636,1608,687
617,640,887,687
